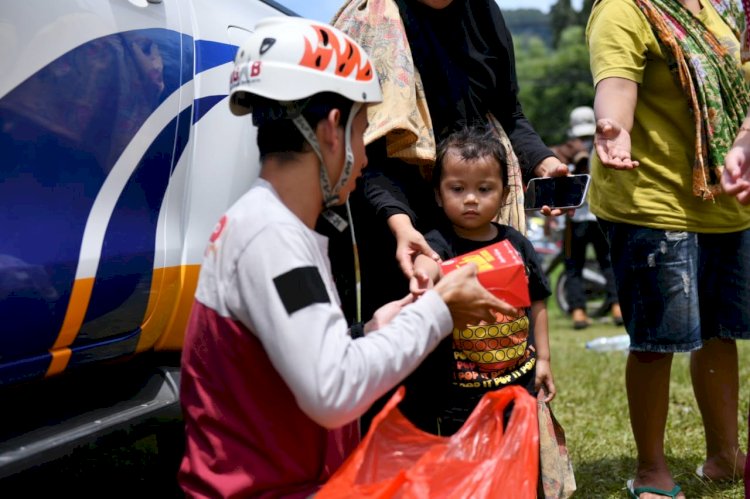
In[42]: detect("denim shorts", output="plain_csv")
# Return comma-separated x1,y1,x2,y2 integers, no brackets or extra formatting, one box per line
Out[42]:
598,220,750,353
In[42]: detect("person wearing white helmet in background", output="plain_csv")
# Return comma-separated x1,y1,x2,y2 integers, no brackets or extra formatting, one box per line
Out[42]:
552,106,622,330
177,17,518,498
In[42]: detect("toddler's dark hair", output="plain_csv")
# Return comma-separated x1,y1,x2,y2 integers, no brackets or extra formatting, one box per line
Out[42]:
432,125,508,189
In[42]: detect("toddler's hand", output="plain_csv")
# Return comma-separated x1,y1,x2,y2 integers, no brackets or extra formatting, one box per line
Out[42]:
535,359,556,403
409,269,433,296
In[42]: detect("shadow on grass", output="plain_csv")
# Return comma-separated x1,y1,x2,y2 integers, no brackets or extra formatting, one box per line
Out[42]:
573,454,744,498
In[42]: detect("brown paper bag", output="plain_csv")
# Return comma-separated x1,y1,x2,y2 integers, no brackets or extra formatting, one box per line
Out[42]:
538,392,576,498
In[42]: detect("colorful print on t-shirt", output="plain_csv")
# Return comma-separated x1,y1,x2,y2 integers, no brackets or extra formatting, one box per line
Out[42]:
451,311,536,390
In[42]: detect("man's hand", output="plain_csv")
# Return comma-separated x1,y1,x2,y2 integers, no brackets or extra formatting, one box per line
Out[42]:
723,135,750,205
365,294,415,334
595,118,639,170
434,263,519,327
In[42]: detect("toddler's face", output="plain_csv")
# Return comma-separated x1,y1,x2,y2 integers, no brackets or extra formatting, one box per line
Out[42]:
436,150,505,239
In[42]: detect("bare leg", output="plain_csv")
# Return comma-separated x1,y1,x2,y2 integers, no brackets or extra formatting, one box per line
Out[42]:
611,303,623,325
691,338,745,480
572,307,590,329
627,351,685,498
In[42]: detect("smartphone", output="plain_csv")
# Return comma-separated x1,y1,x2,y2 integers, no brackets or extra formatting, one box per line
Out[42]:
524,174,591,211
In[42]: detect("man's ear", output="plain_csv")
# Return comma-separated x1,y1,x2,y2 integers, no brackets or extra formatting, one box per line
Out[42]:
317,109,343,153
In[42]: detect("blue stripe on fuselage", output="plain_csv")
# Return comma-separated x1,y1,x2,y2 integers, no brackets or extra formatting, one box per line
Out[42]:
76,105,194,345
195,40,237,75
0,29,191,361
193,95,226,124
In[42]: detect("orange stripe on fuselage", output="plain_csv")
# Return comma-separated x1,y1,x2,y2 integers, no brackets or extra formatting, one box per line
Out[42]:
45,264,200,377
134,266,169,352
46,348,72,377
137,265,200,353
152,264,200,351
143,266,166,320
53,277,96,350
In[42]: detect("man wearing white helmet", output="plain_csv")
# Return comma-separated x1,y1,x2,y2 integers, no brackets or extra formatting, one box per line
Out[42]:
178,17,517,498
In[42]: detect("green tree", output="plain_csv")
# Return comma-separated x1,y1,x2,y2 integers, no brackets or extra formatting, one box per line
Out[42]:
515,26,594,145
549,0,578,47
578,0,595,26
502,8,552,46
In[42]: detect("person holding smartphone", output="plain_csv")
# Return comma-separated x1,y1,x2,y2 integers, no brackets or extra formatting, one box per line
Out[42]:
551,106,622,329
327,0,567,321
328,0,568,431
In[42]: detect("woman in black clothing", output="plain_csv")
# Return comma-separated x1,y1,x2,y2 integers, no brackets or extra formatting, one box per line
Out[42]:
328,0,567,431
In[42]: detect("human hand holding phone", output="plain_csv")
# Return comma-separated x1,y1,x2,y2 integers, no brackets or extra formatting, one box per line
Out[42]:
524,174,591,211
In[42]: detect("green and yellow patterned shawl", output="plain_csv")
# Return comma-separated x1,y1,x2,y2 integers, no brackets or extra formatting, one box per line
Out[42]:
632,0,750,199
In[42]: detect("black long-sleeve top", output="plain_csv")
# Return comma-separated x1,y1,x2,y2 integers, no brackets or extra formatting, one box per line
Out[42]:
361,1,553,229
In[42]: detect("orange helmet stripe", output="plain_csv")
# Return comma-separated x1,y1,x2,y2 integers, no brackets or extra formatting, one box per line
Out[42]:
299,26,373,82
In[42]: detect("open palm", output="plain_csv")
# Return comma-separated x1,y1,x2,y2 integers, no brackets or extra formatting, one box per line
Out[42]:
595,118,639,170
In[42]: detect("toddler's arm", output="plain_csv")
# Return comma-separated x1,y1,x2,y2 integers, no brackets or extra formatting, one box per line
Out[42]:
409,253,441,296
532,300,556,402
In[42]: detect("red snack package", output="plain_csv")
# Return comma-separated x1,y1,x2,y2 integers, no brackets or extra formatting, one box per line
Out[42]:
440,240,530,308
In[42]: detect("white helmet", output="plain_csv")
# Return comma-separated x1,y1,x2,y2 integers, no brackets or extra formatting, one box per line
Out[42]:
568,106,596,139
229,17,382,116
228,17,382,209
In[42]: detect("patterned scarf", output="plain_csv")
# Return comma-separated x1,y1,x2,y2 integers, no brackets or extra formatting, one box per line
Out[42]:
742,0,750,61
332,0,526,232
633,0,750,199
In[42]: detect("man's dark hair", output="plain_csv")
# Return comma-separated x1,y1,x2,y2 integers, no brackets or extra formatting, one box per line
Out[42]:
252,92,354,160
432,125,508,188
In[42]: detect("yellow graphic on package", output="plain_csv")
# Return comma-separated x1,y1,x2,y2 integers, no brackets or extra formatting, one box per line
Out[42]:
453,316,530,372
456,250,495,272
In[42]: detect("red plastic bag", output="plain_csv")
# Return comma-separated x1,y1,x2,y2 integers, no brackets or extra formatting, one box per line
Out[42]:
318,385,539,499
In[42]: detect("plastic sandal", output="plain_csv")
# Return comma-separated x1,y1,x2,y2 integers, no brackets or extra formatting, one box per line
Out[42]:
626,479,682,498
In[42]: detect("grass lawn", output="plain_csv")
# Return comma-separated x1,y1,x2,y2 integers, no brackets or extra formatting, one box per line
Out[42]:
3,292,747,498
548,301,749,498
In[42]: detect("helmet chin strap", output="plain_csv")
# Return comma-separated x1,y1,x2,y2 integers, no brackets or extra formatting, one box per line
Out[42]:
290,102,362,209
290,102,364,322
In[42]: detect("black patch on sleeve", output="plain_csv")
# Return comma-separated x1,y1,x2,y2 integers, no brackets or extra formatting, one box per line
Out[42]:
273,266,330,315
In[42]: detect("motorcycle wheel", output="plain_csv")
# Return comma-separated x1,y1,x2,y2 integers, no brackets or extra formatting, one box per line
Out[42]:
554,260,611,318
